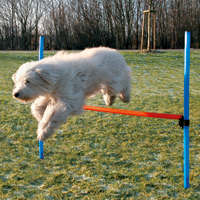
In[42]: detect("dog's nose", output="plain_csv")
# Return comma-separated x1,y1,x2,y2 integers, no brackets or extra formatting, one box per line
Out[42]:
14,92,19,98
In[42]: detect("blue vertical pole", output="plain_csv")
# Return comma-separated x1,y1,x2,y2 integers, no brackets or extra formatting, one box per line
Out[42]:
184,32,190,189
39,36,44,159
39,36,44,60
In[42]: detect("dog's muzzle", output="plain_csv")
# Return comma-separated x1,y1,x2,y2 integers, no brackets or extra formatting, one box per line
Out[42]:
13,92,30,102
14,92,19,98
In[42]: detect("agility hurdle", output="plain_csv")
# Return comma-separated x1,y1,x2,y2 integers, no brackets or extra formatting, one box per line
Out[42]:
38,32,190,189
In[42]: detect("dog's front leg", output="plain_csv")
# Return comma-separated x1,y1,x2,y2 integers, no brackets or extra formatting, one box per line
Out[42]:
31,96,51,122
37,100,69,141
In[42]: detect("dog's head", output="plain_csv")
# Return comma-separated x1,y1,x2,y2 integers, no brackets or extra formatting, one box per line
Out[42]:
12,61,58,103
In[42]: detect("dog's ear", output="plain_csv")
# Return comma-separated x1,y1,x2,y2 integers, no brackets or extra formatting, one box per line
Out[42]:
12,73,16,82
36,67,58,85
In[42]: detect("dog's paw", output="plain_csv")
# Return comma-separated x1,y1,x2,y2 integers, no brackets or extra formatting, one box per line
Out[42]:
37,129,48,141
119,91,130,103
37,122,53,141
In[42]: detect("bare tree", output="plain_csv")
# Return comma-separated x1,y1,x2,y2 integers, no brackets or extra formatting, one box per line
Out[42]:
0,0,18,49
14,0,34,49
33,0,45,50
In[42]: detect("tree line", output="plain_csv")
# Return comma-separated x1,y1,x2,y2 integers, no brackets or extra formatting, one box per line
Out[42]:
0,0,199,50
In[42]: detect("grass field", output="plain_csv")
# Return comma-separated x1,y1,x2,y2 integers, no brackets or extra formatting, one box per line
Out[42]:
0,50,200,199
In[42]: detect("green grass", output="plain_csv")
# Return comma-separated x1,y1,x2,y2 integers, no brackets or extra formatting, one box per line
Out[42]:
0,50,200,199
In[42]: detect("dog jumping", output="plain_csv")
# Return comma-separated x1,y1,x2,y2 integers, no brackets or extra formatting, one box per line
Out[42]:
12,47,131,141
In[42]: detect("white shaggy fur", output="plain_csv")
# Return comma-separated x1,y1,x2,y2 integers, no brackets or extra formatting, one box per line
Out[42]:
12,47,131,141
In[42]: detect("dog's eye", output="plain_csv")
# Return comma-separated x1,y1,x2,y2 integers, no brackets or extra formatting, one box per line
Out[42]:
25,80,30,84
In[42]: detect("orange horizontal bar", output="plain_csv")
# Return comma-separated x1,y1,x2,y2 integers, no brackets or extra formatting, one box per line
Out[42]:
83,105,183,120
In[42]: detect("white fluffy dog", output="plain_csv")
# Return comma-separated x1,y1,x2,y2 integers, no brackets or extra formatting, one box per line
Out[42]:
12,47,131,141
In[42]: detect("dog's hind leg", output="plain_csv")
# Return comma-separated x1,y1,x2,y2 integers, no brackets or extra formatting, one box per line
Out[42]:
101,88,116,106
31,96,50,122
118,78,131,103
103,94,116,106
